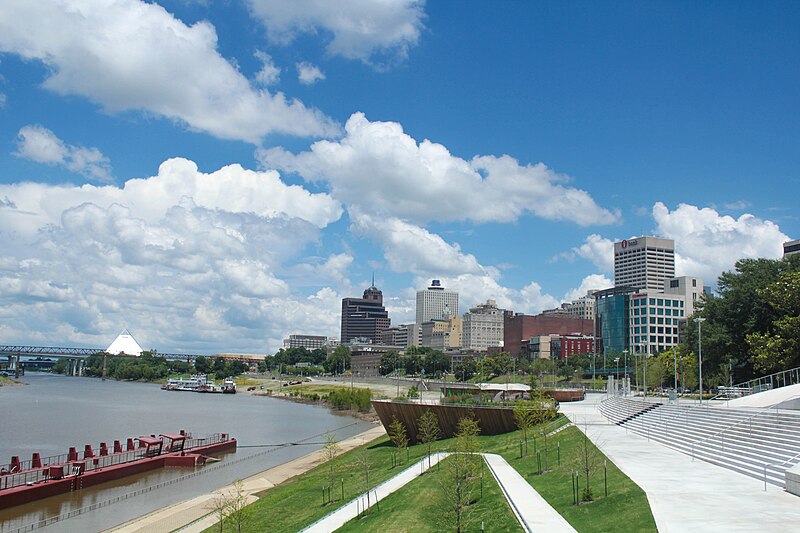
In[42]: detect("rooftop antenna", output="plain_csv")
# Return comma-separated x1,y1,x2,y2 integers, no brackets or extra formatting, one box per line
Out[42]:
371,272,375,288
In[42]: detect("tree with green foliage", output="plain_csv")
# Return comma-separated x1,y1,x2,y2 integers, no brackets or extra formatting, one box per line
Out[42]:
440,416,482,533
748,270,800,374
194,355,212,373
683,255,800,383
423,350,450,377
417,410,442,468
324,345,351,374
493,352,513,375
453,358,476,382
403,353,423,375
513,405,537,456
387,417,409,466
477,356,497,379
379,350,402,376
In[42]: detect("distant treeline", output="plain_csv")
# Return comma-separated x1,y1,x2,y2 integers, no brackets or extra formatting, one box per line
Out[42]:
52,352,248,381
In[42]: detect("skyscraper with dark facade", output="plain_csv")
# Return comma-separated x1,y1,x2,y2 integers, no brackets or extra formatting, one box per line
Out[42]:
340,285,391,343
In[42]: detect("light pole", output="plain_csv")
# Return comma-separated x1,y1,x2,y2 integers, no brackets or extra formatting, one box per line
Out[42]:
614,357,620,395
673,348,678,403
698,317,706,405
622,349,628,396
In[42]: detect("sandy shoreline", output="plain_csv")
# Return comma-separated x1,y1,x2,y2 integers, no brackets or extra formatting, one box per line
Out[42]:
105,424,386,533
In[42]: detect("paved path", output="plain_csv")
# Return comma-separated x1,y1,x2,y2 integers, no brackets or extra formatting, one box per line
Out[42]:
482,453,576,533
561,394,800,533
302,452,574,533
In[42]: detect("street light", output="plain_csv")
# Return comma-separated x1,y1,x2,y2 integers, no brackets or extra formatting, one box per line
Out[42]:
622,349,629,396
614,357,620,395
698,317,706,406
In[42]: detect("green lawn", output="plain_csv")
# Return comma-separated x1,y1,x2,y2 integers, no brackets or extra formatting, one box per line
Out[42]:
207,436,435,533
208,416,656,533
336,455,522,533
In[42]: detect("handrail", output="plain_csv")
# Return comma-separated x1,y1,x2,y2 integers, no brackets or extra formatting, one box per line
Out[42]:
690,395,800,460
763,449,800,490
734,366,800,395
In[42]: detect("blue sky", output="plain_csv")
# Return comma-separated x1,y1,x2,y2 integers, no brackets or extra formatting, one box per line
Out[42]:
0,1,797,353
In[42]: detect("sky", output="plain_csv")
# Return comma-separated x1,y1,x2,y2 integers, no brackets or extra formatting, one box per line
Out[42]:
0,1,797,354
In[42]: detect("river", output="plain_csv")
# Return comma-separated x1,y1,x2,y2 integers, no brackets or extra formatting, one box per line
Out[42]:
0,373,373,532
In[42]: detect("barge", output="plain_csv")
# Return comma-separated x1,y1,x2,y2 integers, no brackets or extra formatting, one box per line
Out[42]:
0,430,236,510
162,374,236,394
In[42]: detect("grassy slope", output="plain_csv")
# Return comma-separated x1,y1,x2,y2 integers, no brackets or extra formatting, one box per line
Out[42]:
337,455,522,533
209,418,656,533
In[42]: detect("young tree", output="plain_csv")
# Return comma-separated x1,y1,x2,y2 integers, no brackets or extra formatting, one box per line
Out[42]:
322,432,339,502
440,417,482,532
417,410,442,468
354,445,373,514
387,417,409,465
574,426,601,502
513,405,537,456
210,480,249,532
226,480,250,533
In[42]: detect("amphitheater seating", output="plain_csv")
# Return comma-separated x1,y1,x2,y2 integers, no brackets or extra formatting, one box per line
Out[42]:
599,397,800,487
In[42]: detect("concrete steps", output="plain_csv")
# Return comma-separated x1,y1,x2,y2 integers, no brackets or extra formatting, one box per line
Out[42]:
599,397,800,487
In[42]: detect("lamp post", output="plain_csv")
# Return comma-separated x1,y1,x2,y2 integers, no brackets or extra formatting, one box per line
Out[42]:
622,349,629,396
698,317,705,406
673,347,678,403
614,357,620,395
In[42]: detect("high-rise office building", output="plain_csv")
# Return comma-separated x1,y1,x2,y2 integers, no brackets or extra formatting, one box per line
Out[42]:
340,285,390,344
416,279,459,325
614,236,675,291
462,300,504,352
785,240,800,258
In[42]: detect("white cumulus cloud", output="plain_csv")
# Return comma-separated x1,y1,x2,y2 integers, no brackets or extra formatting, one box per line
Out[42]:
246,0,425,65
560,233,615,273
564,274,612,301
0,0,338,143
0,158,348,352
297,62,326,85
254,50,281,86
260,113,619,226
653,202,790,284
14,125,113,182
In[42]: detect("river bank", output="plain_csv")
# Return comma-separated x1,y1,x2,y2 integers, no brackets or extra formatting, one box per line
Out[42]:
0,374,374,532
0,375,24,387
105,425,387,533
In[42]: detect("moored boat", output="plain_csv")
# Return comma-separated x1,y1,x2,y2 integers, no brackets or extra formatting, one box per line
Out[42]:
0,431,236,510
222,377,236,394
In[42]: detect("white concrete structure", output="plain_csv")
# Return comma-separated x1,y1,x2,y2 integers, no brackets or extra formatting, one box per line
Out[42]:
614,236,675,291
106,329,144,356
416,279,459,324
462,299,504,352
283,334,328,350
561,395,800,532
664,275,704,317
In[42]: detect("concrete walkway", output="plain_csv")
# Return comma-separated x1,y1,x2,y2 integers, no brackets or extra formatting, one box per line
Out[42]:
302,452,574,533
561,394,800,533
482,453,576,533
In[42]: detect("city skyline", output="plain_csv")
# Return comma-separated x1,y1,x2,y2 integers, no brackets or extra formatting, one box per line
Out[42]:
0,2,797,353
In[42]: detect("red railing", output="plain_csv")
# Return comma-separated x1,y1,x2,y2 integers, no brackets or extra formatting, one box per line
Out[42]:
0,432,232,491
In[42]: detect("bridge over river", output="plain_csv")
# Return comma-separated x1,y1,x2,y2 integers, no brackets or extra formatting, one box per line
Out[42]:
0,345,211,378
